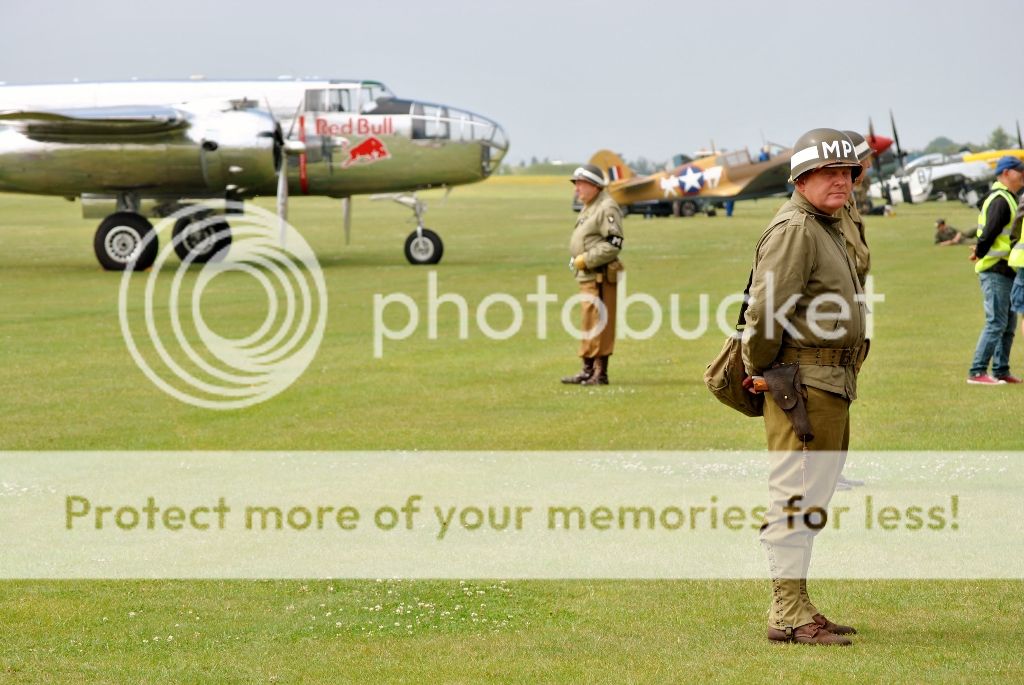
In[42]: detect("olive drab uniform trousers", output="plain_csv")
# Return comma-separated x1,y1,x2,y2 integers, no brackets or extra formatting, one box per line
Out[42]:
742,192,867,630
569,189,624,358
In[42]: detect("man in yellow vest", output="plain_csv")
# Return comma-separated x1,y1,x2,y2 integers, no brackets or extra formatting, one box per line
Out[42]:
1005,166,1024,338
968,156,1024,384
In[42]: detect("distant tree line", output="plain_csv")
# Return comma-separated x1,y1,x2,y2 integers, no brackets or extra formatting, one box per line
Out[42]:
497,126,1022,175
924,126,1020,155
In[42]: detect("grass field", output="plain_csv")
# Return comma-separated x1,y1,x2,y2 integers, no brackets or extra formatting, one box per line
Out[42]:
1,178,1021,682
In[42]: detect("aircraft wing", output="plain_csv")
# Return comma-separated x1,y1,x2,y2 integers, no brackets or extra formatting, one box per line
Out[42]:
0,105,190,142
613,175,660,191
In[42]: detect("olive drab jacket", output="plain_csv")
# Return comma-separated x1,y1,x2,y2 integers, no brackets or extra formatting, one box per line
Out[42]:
569,189,624,283
839,197,870,285
742,192,867,400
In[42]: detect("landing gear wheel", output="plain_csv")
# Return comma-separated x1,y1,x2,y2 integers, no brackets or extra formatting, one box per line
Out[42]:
404,228,444,265
680,200,698,217
93,212,158,271
172,215,232,264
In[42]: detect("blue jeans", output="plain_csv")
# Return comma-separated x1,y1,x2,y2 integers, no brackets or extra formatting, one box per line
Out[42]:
969,270,1016,377
1011,268,1024,313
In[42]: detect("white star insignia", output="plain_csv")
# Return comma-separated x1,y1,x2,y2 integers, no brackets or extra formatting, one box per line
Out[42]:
679,166,703,193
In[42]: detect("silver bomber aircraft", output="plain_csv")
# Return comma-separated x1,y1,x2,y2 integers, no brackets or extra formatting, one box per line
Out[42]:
0,79,509,269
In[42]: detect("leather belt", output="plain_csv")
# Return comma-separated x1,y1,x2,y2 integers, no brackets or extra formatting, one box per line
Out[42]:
776,346,860,367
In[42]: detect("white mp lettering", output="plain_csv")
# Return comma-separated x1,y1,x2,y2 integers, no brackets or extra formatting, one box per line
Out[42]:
821,140,841,158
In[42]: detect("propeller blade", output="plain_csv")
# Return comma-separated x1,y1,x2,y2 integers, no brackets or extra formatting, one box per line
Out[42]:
342,197,351,246
277,162,288,247
869,117,890,204
889,109,905,171
1017,120,1023,149
285,100,303,140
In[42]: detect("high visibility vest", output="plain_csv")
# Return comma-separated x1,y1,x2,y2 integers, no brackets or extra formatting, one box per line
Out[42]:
975,181,1018,273
1007,194,1024,268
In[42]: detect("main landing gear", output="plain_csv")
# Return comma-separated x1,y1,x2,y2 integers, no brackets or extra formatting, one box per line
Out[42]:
91,194,233,271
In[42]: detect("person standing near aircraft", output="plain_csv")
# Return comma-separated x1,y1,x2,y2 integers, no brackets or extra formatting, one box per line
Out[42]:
1000,160,1024,354
840,131,872,285
833,130,874,490
967,156,1024,385
742,128,866,646
561,164,624,386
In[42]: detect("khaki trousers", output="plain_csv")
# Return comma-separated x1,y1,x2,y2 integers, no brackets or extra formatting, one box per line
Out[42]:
577,279,617,358
760,384,850,629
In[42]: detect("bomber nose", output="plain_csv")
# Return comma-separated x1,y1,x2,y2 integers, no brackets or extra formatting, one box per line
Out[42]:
481,118,509,177
441,106,508,178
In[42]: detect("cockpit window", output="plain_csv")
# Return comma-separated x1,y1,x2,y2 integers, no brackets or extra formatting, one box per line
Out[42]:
411,103,450,140
720,150,752,168
305,89,352,112
359,82,395,113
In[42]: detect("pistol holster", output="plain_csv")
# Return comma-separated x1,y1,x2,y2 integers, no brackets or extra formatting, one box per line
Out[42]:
763,364,814,442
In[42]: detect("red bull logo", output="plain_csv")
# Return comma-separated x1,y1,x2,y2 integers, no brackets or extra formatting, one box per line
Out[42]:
316,117,394,137
342,136,391,168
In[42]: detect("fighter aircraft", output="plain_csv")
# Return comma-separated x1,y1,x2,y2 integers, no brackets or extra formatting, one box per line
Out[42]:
583,144,794,218
0,78,509,269
866,112,1024,207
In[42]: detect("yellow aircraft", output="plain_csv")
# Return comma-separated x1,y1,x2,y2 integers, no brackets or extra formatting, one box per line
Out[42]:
586,145,793,217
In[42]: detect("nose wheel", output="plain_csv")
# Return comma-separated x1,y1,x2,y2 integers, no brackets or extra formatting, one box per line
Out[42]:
404,228,444,265
372,192,445,265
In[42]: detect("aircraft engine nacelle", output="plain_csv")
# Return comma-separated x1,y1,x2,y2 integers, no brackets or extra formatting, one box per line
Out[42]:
192,109,280,195
0,108,280,197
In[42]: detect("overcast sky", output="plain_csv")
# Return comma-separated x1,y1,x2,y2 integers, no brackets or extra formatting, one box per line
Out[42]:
2,0,1019,164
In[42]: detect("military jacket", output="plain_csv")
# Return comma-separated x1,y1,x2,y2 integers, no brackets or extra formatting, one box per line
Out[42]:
569,189,624,283
839,197,870,285
742,192,867,400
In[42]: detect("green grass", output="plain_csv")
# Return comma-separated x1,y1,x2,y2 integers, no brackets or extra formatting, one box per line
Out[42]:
1,180,1020,682
2,580,1021,683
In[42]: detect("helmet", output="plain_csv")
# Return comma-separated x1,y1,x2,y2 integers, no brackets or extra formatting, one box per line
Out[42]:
842,130,872,162
789,128,862,183
570,163,607,188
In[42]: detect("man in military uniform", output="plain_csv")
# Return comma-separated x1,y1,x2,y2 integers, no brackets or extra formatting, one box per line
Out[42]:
969,155,1024,384
840,131,872,285
832,131,874,491
561,164,624,386
742,128,867,646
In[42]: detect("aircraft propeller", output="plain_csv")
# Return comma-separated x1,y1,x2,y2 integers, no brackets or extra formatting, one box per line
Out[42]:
889,109,906,172
1017,120,1022,149
868,117,891,204
265,98,305,246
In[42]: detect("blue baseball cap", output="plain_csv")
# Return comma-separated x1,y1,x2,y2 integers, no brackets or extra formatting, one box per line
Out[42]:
995,155,1024,175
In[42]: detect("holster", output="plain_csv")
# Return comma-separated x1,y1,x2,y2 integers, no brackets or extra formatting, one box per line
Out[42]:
594,260,623,284
763,364,813,442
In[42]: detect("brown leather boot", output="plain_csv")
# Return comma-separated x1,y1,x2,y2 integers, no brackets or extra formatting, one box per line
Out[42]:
767,622,852,646
814,613,857,635
561,357,595,384
580,355,609,385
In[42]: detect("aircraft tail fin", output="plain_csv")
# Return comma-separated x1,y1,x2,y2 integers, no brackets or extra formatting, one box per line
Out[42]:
588,149,634,182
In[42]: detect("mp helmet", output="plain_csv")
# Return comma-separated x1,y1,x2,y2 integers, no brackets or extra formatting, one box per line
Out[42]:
843,130,872,162
789,128,862,183
570,163,607,188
